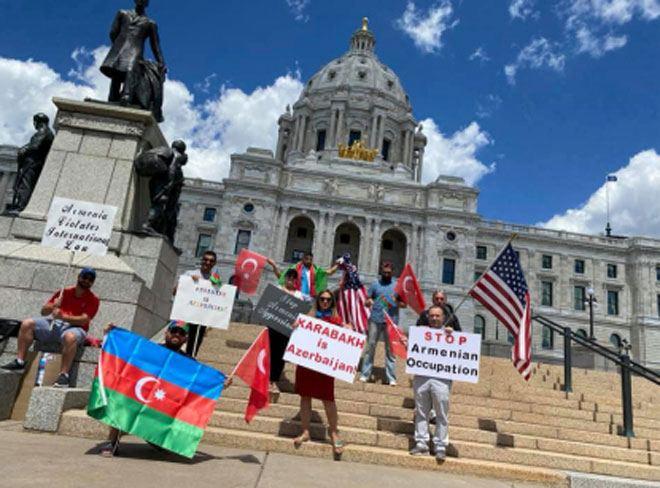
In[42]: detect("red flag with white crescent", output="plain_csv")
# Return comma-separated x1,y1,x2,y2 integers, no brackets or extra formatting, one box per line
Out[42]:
394,263,427,315
232,328,270,422
234,249,267,295
385,315,407,360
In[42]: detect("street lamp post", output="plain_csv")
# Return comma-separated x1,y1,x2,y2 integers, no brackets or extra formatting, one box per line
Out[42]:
585,287,597,340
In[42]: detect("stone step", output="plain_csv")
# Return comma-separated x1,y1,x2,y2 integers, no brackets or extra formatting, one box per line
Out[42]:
57,409,570,487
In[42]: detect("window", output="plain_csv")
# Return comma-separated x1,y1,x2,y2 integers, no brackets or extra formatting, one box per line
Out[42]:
445,231,457,242
607,290,619,316
574,259,585,274
296,227,308,238
316,130,326,151
382,239,393,251
234,229,251,255
542,254,553,269
507,331,515,344
442,258,456,285
542,326,554,350
382,138,391,161
656,266,660,282
576,329,588,339
541,281,553,307
203,207,216,222
658,294,660,318
339,233,350,244
473,271,482,282
243,203,255,214
474,315,485,338
195,233,212,257
348,130,361,146
609,333,622,350
574,286,586,311
476,246,487,260
607,264,618,279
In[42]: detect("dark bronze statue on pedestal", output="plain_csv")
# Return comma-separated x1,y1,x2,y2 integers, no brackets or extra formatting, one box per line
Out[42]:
100,0,166,122
133,140,187,243
6,113,54,214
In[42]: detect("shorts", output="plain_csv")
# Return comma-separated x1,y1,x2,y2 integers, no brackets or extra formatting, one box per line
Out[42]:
33,317,87,346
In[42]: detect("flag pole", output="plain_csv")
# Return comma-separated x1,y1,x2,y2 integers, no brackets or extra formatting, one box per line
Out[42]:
452,233,519,314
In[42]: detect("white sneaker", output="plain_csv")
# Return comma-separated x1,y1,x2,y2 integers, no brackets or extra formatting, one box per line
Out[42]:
389,380,397,386
359,376,368,383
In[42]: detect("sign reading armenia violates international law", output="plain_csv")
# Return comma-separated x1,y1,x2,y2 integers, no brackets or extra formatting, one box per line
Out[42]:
405,326,482,383
170,275,236,329
42,197,118,256
253,284,312,337
283,314,365,383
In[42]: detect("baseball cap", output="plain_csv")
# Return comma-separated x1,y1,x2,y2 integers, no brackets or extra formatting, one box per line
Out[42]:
167,321,188,334
79,267,96,280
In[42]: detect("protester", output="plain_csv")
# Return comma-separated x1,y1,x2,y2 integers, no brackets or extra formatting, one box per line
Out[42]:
272,252,339,298
174,249,221,357
359,262,406,386
2,268,100,388
293,290,351,458
417,290,461,331
268,266,306,391
410,305,453,460
100,321,190,457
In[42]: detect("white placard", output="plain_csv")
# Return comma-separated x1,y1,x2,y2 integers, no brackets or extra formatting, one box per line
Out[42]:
405,326,482,383
41,197,117,256
170,275,236,329
283,314,366,383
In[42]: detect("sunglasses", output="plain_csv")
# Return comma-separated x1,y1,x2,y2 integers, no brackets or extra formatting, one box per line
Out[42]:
318,296,333,302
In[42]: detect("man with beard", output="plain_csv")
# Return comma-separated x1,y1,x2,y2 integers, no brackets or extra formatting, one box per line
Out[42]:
2,268,100,388
359,261,406,386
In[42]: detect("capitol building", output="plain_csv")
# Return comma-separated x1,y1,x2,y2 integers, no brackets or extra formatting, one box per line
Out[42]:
170,19,660,370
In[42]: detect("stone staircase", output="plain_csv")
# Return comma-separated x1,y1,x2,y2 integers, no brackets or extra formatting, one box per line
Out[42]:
59,323,660,486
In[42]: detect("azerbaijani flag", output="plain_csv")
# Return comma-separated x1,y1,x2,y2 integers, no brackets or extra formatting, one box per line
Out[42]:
87,328,225,458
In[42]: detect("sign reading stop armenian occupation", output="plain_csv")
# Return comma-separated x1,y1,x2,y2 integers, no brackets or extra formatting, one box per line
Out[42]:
170,275,236,329
253,284,311,337
283,314,366,383
405,326,482,383
42,197,117,256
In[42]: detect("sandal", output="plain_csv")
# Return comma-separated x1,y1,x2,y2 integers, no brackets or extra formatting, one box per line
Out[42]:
332,438,345,458
293,434,310,448
100,440,119,458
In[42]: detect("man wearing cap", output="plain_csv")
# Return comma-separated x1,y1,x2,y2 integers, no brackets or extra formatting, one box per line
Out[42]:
100,321,189,457
2,267,100,388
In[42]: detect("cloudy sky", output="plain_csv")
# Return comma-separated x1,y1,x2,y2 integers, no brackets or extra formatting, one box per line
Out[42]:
1,0,660,237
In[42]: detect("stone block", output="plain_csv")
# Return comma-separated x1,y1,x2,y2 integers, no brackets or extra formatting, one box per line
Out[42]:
0,259,35,288
0,216,13,239
0,370,21,420
23,387,89,432
56,152,115,204
9,216,45,242
0,288,49,322
90,270,144,303
70,361,96,388
108,135,138,160
104,158,134,230
50,128,82,152
78,130,111,157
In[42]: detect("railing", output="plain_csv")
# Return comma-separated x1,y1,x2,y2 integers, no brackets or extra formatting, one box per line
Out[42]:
532,314,660,438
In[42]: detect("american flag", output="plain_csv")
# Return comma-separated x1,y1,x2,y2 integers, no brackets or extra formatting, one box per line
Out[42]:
469,243,532,380
337,253,370,334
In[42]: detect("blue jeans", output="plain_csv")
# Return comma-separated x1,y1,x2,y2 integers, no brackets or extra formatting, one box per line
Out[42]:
360,320,396,383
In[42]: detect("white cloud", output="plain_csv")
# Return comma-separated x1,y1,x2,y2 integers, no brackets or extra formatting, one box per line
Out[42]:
476,94,503,118
504,37,566,85
469,47,491,63
286,0,310,22
396,1,458,54
563,0,660,57
420,119,494,186
540,149,660,237
0,47,304,182
509,0,539,20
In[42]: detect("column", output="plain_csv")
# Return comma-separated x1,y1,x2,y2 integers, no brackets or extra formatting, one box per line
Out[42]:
0,172,8,208
377,115,385,153
292,116,300,151
369,114,378,148
362,217,373,269
274,206,289,261
335,110,345,146
325,212,336,264
297,116,307,152
403,131,412,166
370,219,382,273
313,211,326,263
329,110,337,149
410,224,418,268
419,226,428,281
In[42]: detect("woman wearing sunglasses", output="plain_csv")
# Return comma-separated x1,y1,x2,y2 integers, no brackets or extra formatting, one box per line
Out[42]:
293,289,352,458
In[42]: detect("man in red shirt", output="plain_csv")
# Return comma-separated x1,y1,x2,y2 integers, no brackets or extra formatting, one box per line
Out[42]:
2,267,100,387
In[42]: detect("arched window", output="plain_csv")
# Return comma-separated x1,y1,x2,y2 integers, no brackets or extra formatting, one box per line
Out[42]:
332,222,361,266
542,326,554,350
609,333,622,350
474,315,485,339
283,216,315,263
576,329,588,339
379,228,407,275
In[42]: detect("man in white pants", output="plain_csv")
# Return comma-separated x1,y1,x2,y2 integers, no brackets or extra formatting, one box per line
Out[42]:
409,305,453,460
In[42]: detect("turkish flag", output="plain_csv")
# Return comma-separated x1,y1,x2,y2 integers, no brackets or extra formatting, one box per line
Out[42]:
394,263,427,314
232,328,270,423
234,249,267,295
385,315,407,360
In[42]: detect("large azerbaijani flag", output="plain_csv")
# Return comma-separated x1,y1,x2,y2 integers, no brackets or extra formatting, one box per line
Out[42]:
87,328,225,458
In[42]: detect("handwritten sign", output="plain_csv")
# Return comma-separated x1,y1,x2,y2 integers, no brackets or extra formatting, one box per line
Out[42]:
405,326,482,383
253,284,311,337
170,275,236,329
41,197,117,256
283,314,365,383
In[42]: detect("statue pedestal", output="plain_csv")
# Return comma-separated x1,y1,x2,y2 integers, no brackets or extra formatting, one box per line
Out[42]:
0,98,177,340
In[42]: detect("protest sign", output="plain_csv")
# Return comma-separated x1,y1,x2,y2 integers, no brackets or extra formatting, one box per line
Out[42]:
405,326,481,383
42,197,117,256
283,314,365,383
252,284,311,337
170,275,236,329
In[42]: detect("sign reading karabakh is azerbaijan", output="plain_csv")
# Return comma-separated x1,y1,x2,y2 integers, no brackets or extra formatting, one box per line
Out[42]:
87,328,225,458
